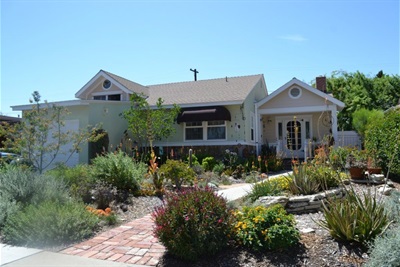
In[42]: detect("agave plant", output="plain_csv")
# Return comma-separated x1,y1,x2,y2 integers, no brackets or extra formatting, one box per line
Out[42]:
286,163,320,195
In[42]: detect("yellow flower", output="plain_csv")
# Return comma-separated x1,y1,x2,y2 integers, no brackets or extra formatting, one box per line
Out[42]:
242,223,247,229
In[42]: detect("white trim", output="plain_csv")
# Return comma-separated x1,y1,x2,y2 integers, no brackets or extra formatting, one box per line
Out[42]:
184,121,227,141
256,78,345,109
92,90,122,96
102,79,112,90
75,70,133,98
11,100,90,111
258,105,337,115
288,87,302,99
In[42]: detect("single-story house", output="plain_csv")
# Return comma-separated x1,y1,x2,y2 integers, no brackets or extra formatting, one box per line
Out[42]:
12,70,345,167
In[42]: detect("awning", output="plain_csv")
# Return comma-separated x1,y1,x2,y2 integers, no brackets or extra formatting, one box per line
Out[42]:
177,106,231,124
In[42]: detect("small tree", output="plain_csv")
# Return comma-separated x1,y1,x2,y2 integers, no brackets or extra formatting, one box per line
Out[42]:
121,94,180,160
1,91,101,173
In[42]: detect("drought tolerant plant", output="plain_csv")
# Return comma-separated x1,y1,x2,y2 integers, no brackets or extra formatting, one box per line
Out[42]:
0,165,70,227
153,187,234,261
201,156,216,172
328,146,352,171
2,200,99,248
212,162,225,175
90,180,118,210
365,226,400,267
318,187,389,245
158,159,195,190
287,163,321,195
91,150,147,193
246,178,288,202
234,205,299,251
48,163,95,203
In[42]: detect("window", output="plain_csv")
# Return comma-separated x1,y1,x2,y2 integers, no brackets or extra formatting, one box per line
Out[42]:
185,122,203,140
108,94,121,101
207,121,226,140
289,87,302,99
103,80,112,90
250,113,255,141
93,95,106,100
185,121,227,141
93,94,121,101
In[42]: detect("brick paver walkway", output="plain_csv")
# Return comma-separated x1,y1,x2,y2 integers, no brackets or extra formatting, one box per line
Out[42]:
61,214,165,266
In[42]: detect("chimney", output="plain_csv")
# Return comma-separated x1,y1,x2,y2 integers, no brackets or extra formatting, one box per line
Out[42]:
316,76,327,93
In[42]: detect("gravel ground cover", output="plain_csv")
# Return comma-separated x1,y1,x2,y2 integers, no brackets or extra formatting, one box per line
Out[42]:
109,181,399,267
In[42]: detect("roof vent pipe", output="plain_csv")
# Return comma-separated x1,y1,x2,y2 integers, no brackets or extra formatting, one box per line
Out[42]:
190,68,199,81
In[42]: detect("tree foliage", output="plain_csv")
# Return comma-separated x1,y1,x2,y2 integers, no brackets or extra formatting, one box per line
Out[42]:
121,94,180,159
327,71,400,130
0,91,101,173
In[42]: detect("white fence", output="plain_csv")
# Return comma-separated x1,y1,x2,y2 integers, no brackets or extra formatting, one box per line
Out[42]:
336,131,361,149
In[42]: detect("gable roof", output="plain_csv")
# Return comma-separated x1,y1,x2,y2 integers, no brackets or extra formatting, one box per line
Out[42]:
146,74,265,106
75,70,149,98
256,78,345,109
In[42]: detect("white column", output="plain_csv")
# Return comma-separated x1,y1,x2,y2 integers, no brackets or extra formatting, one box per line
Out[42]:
330,105,338,146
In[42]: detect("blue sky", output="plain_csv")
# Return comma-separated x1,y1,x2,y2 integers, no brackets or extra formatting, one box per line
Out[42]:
1,0,399,117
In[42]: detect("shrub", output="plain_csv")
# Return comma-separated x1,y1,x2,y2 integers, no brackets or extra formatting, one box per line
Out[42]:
91,151,147,193
287,164,321,195
201,156,216,172
48,164,95,203
2,201,99,248
0,165,70,227
318,188,389,245
365,226,400,267
234,205,299,251
212,162,225,175
306,163,341,190
328,146,352,171
153,187,234,261
365,109,400,180
246,178,286,202
91,180,118,210
384,190,400,223
158,159,195,190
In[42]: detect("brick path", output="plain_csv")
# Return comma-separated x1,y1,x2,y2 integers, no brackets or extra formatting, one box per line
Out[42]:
61,214,165,266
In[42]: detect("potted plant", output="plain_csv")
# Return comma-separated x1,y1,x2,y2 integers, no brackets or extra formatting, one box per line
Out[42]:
367,154,382,174
345,149,367,180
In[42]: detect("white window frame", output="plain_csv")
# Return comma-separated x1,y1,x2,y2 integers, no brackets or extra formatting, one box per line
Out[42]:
184,121,227,141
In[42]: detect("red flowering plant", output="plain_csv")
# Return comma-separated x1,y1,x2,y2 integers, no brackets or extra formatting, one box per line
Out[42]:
152,187,235,261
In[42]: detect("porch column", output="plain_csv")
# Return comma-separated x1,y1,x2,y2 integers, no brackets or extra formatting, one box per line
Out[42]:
330,106,338,146
255,104,260,155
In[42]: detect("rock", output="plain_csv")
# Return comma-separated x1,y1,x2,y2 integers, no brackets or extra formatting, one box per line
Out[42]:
377,186,393,196
255,196,289,207
207,182,218,190
300,227,315,234
120,204,129,212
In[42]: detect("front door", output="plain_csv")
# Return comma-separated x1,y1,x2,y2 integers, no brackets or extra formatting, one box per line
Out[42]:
276,116,311,158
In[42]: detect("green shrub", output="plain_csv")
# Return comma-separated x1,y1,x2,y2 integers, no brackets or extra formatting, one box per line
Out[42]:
352,108,384,139
212,162,225,175
2,201,99,248
384,191,400,223
201,156,216,172
91,151,147,193
287,164,321,195
328,146,352,171
318,188,389,245
306,163,341,190
153,187,234,261
48,164,95,203
0,165,70,227
365,109,400,180
246,179,286,202
158,159,195,190
365,226,400,267
234,205,299,251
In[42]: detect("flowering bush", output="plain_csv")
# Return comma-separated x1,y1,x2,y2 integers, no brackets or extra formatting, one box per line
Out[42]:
158,159,195,190
153,187,234,261
233,205,299,251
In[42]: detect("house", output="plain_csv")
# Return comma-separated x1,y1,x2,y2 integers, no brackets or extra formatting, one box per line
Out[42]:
11,70,344,167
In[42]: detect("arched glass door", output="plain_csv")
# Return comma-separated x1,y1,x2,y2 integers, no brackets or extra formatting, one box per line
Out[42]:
286,120,301,151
